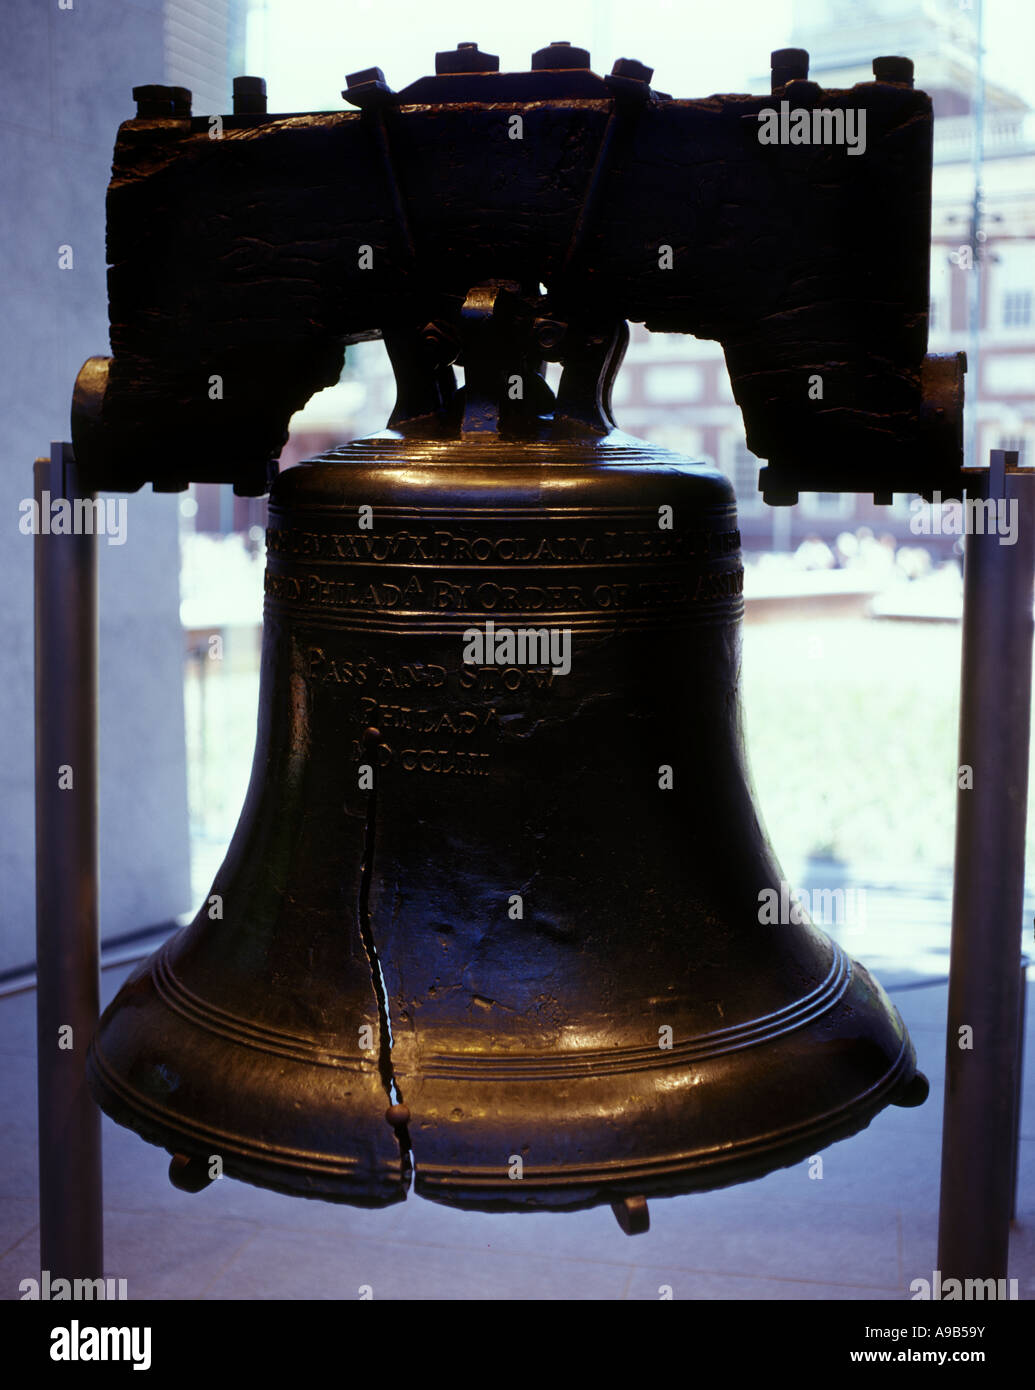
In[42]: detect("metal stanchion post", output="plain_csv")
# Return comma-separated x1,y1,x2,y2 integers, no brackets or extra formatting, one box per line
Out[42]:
938,449,1034,1281
33,441,103,1281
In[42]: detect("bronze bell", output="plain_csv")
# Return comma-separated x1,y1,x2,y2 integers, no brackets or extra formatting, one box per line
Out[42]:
88,289,927,1223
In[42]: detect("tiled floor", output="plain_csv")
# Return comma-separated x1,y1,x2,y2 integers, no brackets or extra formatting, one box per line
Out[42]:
2,930,1032,1300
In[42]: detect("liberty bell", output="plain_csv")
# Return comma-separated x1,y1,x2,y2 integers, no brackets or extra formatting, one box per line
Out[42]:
81,45,947,1233
88,282,928,1229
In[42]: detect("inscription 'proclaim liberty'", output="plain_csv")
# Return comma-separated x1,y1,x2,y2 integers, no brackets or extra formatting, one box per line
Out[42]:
266,526,740,564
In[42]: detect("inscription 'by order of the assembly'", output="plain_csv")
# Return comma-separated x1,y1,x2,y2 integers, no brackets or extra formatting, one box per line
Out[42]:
266,568,744,613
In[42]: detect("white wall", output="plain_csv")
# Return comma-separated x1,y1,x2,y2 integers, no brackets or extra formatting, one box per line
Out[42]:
1,0,194,971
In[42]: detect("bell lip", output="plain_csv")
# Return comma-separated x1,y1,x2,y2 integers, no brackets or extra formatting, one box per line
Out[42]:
85,919,411,1203
86,1017,920,1213
85,1030,410,1208
87,1034,919,1214
87,936,921,1213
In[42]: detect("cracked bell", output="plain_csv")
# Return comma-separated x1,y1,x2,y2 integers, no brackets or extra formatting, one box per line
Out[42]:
87,311,928,1222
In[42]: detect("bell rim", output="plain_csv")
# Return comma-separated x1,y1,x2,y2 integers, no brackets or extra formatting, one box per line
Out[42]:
87,1028,918,1212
